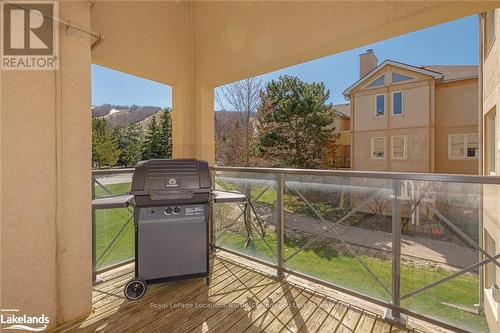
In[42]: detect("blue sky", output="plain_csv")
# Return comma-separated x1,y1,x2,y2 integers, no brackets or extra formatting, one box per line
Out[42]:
91,15,478,107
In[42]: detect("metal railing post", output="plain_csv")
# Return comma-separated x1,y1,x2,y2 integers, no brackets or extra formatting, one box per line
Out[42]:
276,174,285,278
92,174,97,284
385,179,407,325
478,184,484,313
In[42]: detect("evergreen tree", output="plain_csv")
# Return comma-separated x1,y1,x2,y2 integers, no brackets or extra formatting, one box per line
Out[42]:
159,108,173,158
92,118,107,165
112,124,128,166
92,118,121,168
255,75,336,169
122,123,144,166
142,114,164,159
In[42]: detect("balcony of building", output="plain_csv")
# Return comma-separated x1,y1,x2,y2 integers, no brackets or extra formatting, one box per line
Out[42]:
3,1,500,333
83,167,500,333
57,257,415,333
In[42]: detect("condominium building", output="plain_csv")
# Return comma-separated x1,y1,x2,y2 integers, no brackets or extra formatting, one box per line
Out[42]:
343,50,479,174
481,8,500,332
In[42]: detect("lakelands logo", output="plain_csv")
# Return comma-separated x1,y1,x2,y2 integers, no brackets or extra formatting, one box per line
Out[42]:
1,1,59,70
1,308,49,331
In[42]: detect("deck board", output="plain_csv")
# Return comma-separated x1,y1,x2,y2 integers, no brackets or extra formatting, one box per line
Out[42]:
55,256,414,333
297,299,338,333
355,313,377,333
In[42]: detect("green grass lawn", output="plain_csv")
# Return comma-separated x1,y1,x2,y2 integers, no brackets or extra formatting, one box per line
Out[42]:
218,231,488,333
216,182,344,218
95,181,131,198
94,181,134,270
94,207,134,270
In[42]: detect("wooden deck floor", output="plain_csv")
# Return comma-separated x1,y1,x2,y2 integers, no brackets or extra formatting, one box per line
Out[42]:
56,257,415,333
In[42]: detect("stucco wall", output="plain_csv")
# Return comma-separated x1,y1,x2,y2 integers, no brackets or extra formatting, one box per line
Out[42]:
1,1,92,329
434,79,478,174
482,8,500,333
193,1,499,86
351,72,433,172
351,68,478,174
353,128,431,172
390,85,431,129
353,92,389,131
333,116,350,132
483,183,500,332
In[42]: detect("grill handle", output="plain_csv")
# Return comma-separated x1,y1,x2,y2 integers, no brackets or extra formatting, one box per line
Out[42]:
149,191,194,201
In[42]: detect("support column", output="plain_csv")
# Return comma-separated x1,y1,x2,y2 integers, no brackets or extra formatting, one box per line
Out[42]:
0,1,92,329
172,81,215,164
55,1,93,324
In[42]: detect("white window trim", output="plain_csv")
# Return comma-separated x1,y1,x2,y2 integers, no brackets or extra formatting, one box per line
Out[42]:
391,91,404,116
391,135,407,160
448,133,479,160
486,288,499,320
374,94,386,118
371,136,386,160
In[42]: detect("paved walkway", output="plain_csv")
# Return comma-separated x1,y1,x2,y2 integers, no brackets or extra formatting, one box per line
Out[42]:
95,173,132,185
284,213,477,269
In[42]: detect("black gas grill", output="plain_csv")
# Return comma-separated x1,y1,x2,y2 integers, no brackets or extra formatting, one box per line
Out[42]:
124,159,211,300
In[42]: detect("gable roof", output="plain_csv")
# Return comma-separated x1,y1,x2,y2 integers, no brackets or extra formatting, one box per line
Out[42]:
420,65,477,82
343,59,444,96
333,103,350,118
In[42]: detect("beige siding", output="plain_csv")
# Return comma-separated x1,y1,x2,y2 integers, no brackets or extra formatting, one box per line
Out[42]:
434,79,479,174
353,94,388,131
482,9,500,333
352,76,434,173
389,85,430,129
351,67,477,174
353,128,430,172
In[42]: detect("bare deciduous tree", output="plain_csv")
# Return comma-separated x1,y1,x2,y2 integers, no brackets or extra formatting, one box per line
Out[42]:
215,77,263,166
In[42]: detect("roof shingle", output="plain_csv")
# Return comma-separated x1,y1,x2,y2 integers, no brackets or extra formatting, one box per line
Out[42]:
420,65,477,82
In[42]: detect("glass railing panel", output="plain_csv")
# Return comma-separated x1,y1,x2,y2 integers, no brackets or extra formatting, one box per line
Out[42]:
399,180,486,332
94,207,135,271
94,172,133,198
283,174,394,303
213,170,278,264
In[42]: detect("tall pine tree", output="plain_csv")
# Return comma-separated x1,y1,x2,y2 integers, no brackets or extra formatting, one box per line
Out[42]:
122,123,144,166
159,108,173,158
92,118,121,168
255,75,336,169
142,114,164,159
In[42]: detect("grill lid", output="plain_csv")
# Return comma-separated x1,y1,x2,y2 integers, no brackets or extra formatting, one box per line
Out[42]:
130,159,211,199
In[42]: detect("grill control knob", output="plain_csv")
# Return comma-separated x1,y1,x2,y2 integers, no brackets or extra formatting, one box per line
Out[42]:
165,207,173,215
173,206,181,215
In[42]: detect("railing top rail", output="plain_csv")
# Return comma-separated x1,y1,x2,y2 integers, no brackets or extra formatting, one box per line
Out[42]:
213,165,500,185
92,168,135,176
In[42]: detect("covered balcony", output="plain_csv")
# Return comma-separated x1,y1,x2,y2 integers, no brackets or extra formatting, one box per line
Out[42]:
2,1,500,333
85,166,500,332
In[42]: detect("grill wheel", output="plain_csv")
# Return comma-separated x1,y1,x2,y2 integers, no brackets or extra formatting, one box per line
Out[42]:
124,278,147,300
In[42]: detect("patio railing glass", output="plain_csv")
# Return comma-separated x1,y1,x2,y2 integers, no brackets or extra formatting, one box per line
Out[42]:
92,166,500,332
212,166,500,333
92,169,134,278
